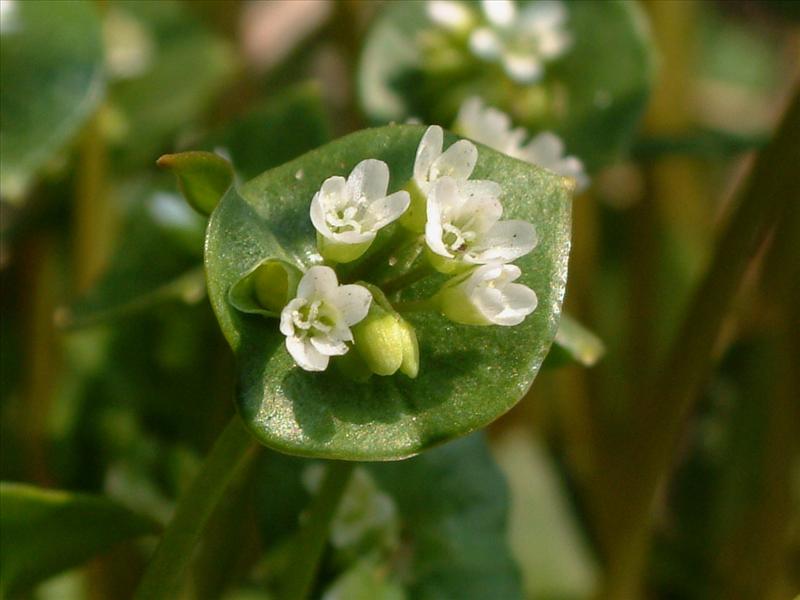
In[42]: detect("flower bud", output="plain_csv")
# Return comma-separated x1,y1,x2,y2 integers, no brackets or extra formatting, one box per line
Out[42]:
351,287,419,377
228,258,302,317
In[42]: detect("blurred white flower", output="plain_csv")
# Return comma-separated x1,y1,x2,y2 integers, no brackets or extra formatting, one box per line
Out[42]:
456,97,589,192
438,262,537,326
426,0,475,33
280,266,372,371
469,0,572,84
425,176,536,271
519,131,589,192
311,159,409,263
0,0,20,34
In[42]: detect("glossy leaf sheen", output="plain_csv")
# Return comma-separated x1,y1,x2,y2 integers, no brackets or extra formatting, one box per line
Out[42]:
205,125,571,460
0,0,104,198
358,0,655,169
0,482,158,596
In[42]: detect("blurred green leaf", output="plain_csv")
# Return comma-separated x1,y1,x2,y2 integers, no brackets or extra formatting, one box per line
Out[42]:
207,83,333,181
205,125,571,459
106,0,236,168
0,0,104,200
0,482,158,596
60,180,206,330
370,434,523,600
256,434,522,599
321,559,405,600
358,0,655,169
157,151,234,216
544,312,606,369
492,429,597,599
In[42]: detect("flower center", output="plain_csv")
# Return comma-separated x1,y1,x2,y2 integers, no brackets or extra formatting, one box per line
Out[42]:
291,300,335,335
325,195,369,234
442,222,477,254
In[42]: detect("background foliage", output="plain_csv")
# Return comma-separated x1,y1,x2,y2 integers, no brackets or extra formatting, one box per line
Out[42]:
0,1,798,599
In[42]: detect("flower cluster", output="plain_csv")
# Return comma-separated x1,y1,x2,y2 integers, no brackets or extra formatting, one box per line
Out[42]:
230,126,539,375
427,0,572,84
455,96,589,192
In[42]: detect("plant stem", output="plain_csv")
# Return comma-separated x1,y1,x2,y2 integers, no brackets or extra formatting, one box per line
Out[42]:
598,89,800,599
279,461,355,600
134,415,258,600
381,262,436,294
394,298,437,313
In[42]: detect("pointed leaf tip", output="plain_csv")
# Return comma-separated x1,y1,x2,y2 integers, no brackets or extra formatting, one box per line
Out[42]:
157,151,234,216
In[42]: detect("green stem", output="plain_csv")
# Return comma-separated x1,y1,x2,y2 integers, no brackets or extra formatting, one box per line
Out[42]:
394,298,438,313
134,415,258,600
599,90,800,599
279,461,355,600
381,262,436,294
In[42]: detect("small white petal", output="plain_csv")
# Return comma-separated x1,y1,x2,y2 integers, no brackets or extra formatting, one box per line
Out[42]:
319,175,347,201
457,180,503,225
524,131,564,164
427,0,473,31
425,178,458,258
364,190,410,230
481,0,516,27
310,334,349,356
497,283,537,322
346,159,390,202
469,27,501,60
521,0,568,30
414,126,443,185
503,53,543,84
429,139,478,182
286,336,330,371
297,266,339,301
333,284,372,326
310,192,333,238
470,220,537,263
280,298,306,336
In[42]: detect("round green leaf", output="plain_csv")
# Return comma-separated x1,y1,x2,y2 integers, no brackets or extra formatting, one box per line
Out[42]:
205,125,571,460
358,0,656,170
0,0,104,200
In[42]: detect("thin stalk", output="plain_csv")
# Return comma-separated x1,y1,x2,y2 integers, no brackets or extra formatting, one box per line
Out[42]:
381,262,436,294
394,298,437,313
599,89,800,599
279,461,355,600
134,415,258,600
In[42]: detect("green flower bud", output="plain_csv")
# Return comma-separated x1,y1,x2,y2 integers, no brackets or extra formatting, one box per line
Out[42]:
351,286,419,378
228,258,302,317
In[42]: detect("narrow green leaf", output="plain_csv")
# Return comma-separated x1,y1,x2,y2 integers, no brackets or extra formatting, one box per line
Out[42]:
0,482,158,596
544,312,606,369
157,151,234,216
205,125,571,459
0,0,104,200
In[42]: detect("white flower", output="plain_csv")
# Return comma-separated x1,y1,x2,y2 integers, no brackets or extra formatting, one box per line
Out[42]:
279,266,372,372
413,125,478,194
427,0,475,33
455,96,527,156
518,131,589,192
425,176,536,271
311,159,410,263
456,97,589,192
438,262,537,326
0,0,20,34
469,0,572,84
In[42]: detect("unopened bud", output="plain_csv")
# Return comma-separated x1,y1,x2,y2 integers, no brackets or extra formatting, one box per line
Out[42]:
228,258,302,317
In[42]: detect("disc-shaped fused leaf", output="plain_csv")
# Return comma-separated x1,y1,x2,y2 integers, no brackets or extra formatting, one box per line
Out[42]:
0,483,158,596
358,0,655,169
205,125,571,460
0,0,104,199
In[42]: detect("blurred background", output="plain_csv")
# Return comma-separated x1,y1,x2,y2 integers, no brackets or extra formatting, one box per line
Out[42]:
1,1,798,599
